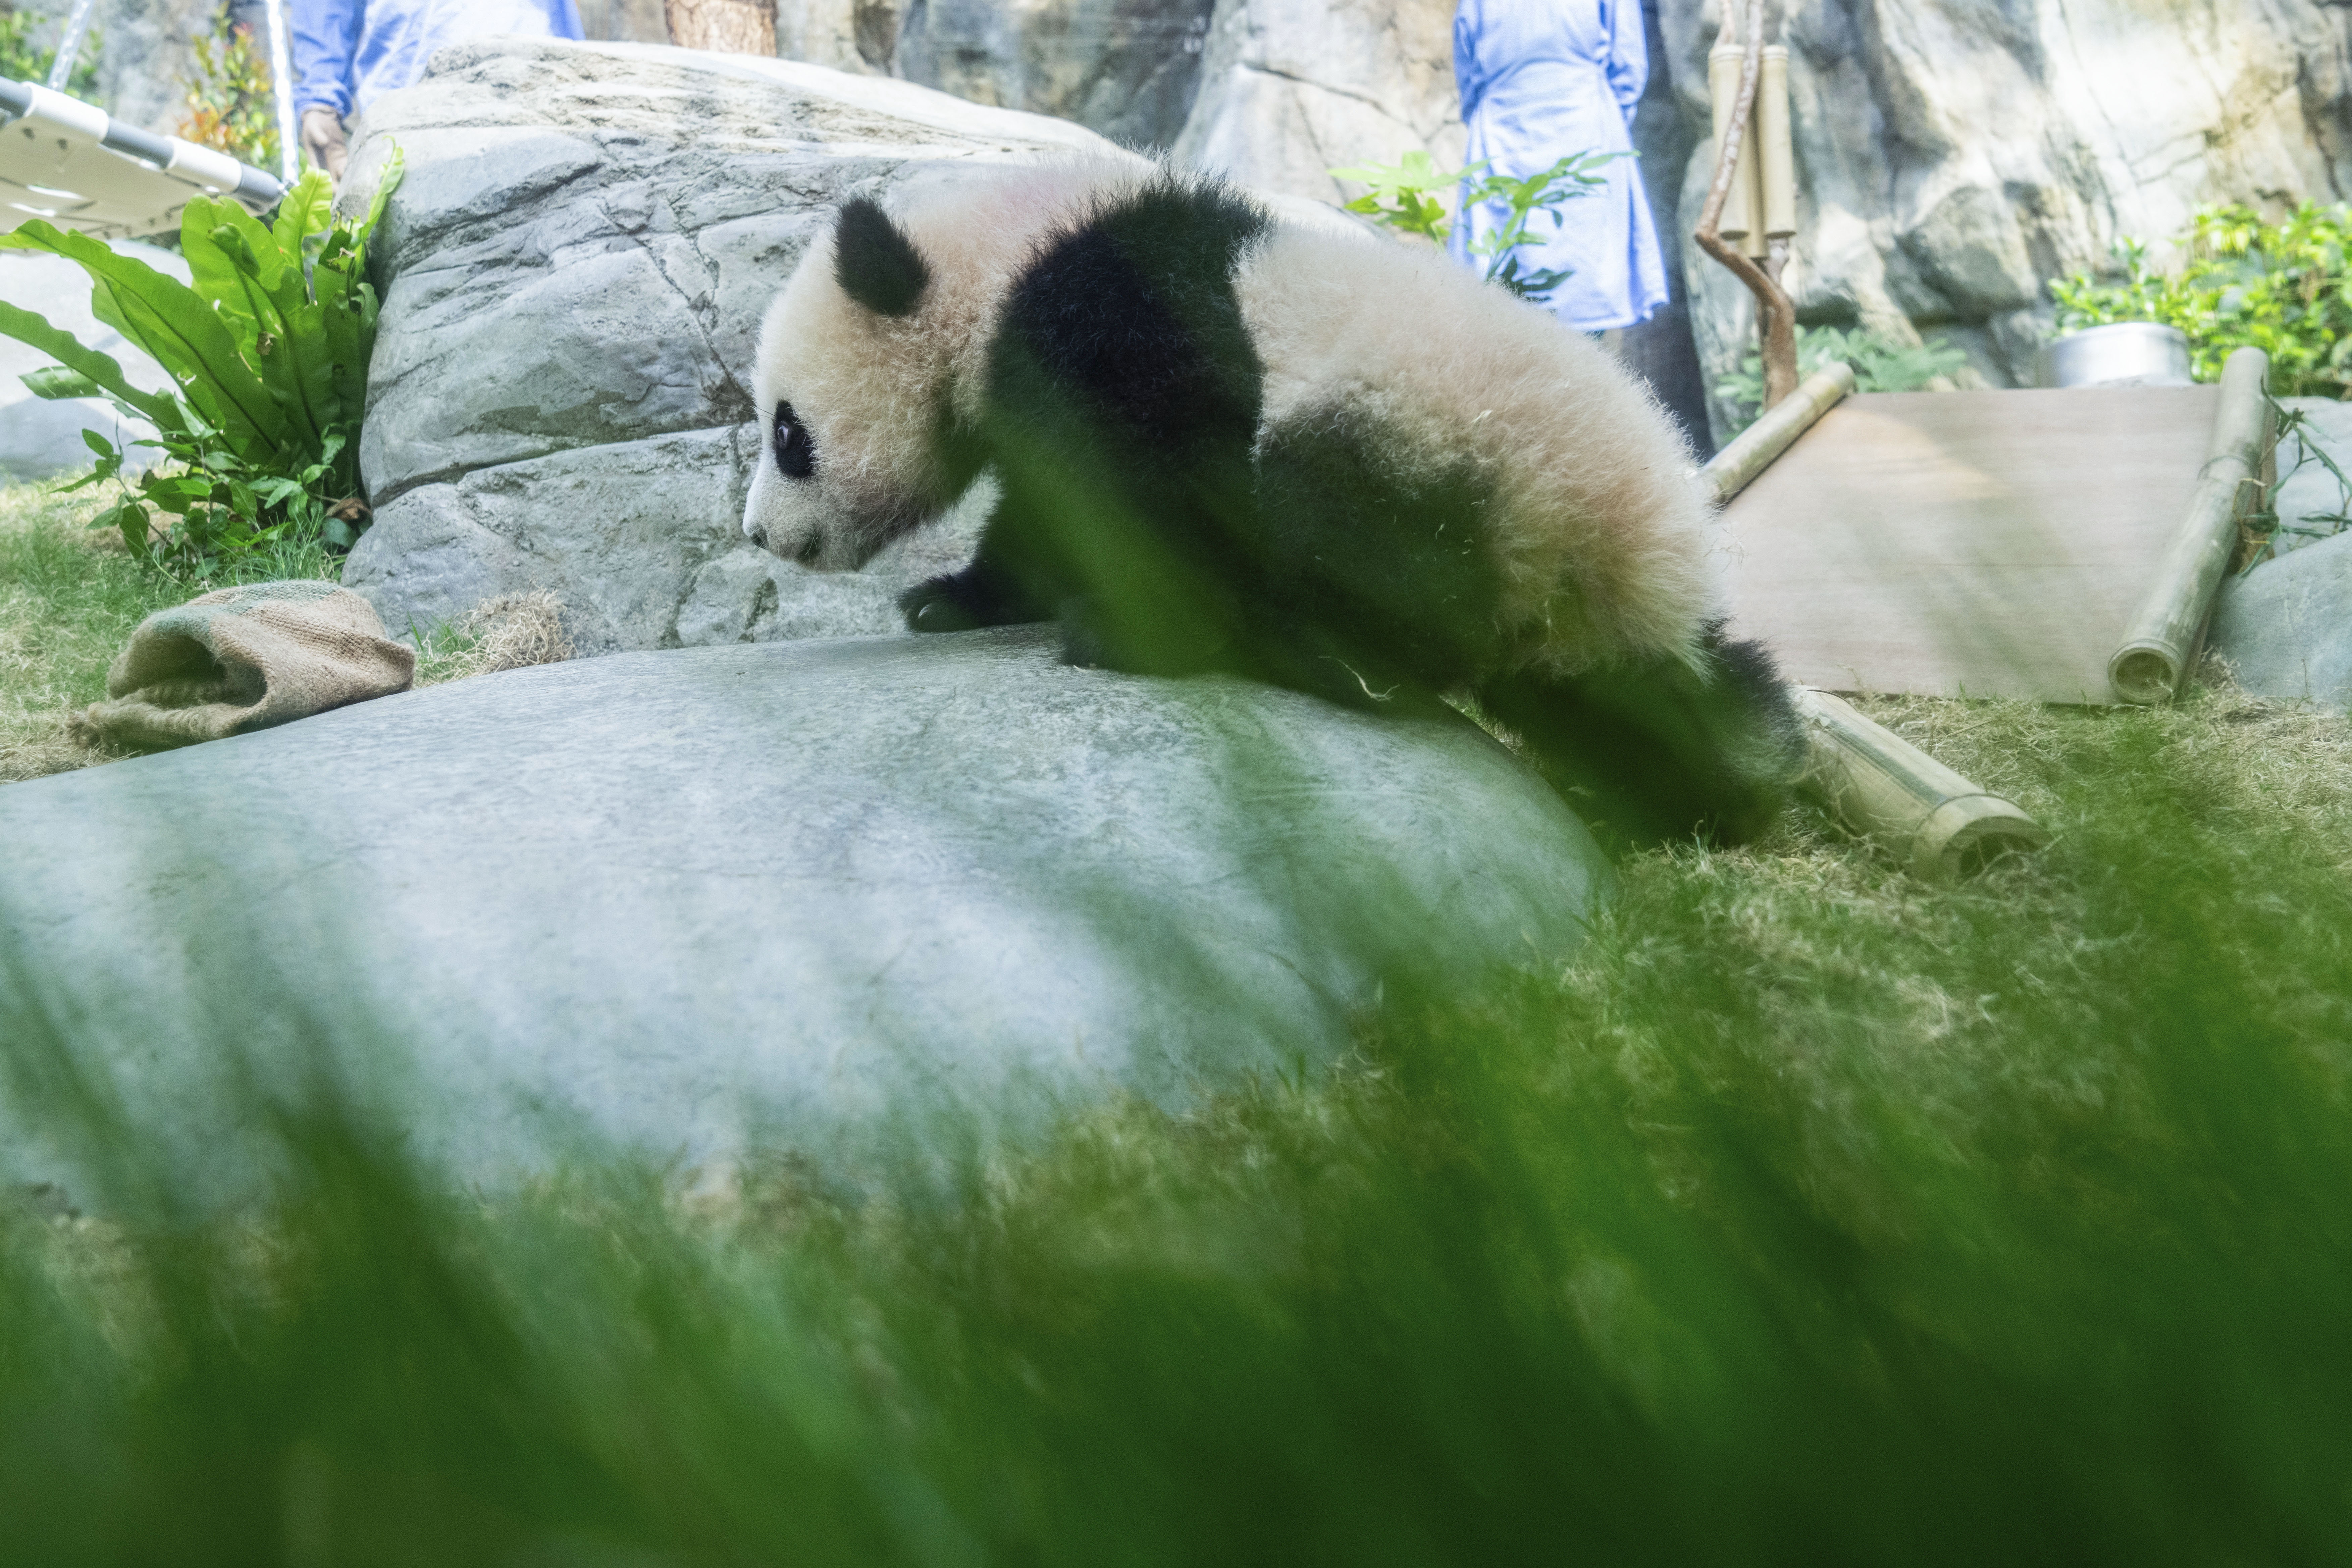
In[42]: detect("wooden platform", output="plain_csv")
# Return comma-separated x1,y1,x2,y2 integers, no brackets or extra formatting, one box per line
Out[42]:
1718,386,2221,704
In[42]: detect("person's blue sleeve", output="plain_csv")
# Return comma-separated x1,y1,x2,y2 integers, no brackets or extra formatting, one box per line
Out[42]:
290,0,361,116
553,0,586,40
1603,0,1648,119
1453,0,1485,123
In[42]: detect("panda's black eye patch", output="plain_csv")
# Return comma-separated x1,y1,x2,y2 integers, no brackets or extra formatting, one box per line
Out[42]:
773,401,816,479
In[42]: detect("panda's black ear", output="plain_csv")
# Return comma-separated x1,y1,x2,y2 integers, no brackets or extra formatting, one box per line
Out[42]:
833,197,931,318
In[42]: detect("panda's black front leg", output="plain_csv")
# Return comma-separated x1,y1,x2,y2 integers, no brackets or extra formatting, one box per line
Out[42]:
899,556,1039,632
898,499,1056,633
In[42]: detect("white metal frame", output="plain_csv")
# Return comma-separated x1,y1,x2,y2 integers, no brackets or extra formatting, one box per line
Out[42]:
0,77,283,240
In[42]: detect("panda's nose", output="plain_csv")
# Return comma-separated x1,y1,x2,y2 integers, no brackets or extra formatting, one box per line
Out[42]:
744,518,768,547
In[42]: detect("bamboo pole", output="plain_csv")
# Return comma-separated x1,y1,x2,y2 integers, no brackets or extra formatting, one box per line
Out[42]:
1697,360,2046,879
1701,360,1853,503
2106,347,2273,704
1790,689,2049,881
1704,44,1766,256
1695,0,1799,410
1757,46,1796,243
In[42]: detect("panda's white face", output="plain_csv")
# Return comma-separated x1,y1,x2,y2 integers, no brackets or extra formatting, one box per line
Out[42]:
741,201,958,572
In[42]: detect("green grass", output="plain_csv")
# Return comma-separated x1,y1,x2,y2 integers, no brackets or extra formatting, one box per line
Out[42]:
0,483,340,781
4,483,2350,1562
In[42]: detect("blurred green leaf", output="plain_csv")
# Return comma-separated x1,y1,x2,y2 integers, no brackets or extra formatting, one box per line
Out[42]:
0,299,180,428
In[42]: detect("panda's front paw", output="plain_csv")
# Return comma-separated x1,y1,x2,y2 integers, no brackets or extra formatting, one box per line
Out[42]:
899,575,982,633
1055,596,1115,669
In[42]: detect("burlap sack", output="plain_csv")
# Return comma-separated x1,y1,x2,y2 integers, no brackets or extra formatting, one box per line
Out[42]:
77,581,417,750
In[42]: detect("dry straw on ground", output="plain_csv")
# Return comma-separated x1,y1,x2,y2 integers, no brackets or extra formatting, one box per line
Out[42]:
415,591,576,685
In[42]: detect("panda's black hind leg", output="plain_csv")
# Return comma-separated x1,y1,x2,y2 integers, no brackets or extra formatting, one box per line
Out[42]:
1475,625,1807,850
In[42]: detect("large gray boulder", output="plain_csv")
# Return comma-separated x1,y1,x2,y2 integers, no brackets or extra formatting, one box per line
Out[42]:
0,627,1606,1208
339,40,1119,652
2210,530,2352,711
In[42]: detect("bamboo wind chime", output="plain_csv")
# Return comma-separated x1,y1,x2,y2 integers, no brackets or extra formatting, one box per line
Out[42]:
1698,0,1800,410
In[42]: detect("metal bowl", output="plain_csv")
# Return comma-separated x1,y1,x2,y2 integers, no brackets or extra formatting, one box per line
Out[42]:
2034,322,2194,388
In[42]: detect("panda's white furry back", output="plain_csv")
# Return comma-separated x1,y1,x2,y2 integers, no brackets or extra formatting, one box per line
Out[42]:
743,158,1802,847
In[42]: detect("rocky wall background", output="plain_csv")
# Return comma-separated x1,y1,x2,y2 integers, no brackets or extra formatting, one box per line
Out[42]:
774,0,1215,151
1665,0,2352,435
12,0,2352,447
781,0,2352,442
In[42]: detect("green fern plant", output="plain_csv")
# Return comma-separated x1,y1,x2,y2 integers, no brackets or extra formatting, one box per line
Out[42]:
0,155,404,571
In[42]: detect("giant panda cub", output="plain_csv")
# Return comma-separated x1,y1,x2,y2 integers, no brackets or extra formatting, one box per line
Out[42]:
741,159,1804,847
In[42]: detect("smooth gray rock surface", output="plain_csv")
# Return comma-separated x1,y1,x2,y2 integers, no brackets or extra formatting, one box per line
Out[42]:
0,628,1607,1207
2210,530,2352,710
1172,0,1467,206
337,40,1120,651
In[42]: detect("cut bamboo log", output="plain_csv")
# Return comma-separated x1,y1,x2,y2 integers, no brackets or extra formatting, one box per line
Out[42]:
1757,45,1796,241
1695,368,2047,879
2106,347,2272,703
1693,0,1798,407
1703,361,1855,504
1791,688,2049,881
1707,43,1768,257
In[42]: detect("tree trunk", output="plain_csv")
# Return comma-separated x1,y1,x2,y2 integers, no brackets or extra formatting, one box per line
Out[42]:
665,0,776,54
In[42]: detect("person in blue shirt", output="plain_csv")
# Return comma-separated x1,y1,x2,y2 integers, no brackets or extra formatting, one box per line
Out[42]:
293,0,585,179
1449,0,1669,333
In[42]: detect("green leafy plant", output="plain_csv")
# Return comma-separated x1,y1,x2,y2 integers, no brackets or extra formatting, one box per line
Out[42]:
176,3,278,170
2050,202,2352,399
0,155,402,573
1328,149,1623,304
1715,324,1968,432
0,7,99,97
1329,148,1456,245
2235,396,2352,572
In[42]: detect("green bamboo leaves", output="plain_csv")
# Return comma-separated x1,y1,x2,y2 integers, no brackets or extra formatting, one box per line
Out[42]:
0,150,404,568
